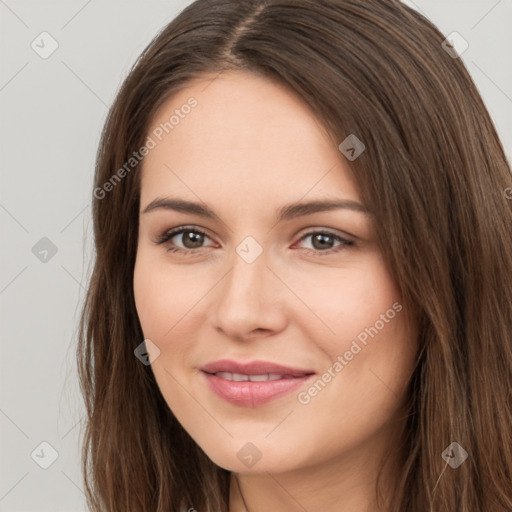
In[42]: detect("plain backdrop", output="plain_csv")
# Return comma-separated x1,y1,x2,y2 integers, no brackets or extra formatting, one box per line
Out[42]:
1,1,511,510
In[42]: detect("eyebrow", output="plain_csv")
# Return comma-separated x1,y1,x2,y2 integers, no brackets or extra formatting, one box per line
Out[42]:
142,197,370,222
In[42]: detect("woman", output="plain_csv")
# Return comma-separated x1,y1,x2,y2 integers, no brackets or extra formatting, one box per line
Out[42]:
77,0,512,511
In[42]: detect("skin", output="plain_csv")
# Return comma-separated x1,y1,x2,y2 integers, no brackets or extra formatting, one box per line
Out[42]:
133,70,418,512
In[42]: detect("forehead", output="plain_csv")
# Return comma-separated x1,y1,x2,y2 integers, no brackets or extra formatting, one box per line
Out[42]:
140,70,360,209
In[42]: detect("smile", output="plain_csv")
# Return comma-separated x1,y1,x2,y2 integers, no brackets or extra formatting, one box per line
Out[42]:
201,371,315,407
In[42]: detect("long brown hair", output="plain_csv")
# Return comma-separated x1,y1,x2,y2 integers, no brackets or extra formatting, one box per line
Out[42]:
77,0,512,510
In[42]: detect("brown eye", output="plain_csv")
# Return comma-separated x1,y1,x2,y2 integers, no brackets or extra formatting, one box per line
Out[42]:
155,226,215,254
296,230,354,255
176,230,206,249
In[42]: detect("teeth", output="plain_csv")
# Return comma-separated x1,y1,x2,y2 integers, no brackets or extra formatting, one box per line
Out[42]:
250,373,283,381
215,372,286,381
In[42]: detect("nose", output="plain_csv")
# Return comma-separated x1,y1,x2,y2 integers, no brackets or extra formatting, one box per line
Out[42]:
210,245,288,341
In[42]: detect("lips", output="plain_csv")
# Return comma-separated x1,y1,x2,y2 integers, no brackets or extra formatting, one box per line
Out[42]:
200,359,315,377
200,359,316,407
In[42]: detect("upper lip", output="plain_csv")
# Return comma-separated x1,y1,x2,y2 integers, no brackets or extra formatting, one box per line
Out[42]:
200,359,316,377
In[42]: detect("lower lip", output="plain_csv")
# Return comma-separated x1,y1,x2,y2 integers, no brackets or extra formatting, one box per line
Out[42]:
201,371,315,407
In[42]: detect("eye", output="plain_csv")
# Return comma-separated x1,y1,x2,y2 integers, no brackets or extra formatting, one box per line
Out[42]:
154,226,216,254
294,230,354,256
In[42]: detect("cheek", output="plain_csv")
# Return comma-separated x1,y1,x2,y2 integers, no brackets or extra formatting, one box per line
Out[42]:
291,257,414,407
133,253,198,408
133,252,200,340
291,282,413,461
289,258,401,353
133,256,164,337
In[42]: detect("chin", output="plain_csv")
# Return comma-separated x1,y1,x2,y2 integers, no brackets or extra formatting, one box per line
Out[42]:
196,437,307,474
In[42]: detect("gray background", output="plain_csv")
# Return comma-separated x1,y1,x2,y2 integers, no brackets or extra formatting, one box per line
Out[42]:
1,1,511,510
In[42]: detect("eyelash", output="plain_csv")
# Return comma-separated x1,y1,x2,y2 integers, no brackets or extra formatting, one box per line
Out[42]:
154,226,354,257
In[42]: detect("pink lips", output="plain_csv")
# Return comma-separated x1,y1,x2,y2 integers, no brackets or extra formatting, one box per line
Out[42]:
200,359,316,407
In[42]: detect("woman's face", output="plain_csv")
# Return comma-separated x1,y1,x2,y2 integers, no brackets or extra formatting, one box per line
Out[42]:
133,70,417,475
